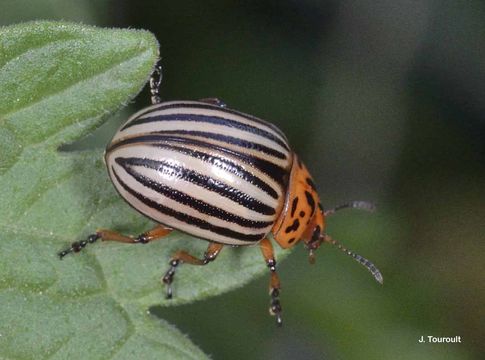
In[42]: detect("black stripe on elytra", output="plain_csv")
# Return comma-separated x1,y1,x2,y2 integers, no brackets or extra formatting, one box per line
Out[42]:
107,135,289,188
121,112,289,151
123,101,289,146
220,107,288,143
304,190,316,217
112,168,265,242
163,137,289,188
115,157,276,216
117,160,272,229
107,136,279,199
153,130,287,159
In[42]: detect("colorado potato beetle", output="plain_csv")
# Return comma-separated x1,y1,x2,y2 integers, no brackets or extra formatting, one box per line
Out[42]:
59,62,383,326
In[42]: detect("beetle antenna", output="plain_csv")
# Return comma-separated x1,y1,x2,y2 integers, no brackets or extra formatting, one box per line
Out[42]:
149,59,163,104
323,234,383,284
324,201,375,217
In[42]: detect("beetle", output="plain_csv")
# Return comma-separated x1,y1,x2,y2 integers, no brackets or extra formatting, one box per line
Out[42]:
59,62,382,326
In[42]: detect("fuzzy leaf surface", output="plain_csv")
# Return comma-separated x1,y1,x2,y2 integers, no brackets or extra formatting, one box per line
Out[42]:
0,21,286,359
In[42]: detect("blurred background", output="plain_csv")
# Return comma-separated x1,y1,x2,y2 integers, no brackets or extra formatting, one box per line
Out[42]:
2,1,483,359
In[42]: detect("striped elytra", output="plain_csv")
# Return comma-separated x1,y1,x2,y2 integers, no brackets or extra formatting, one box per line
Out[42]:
60,92,383,326
105,100,305,246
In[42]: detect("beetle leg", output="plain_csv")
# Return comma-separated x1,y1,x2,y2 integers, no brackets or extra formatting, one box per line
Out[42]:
133,226,173,243
198,97,227,108
259,238,283,327
58,225,172,259
162,242,223,299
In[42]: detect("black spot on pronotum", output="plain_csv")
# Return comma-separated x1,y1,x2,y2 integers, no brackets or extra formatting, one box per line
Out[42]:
288,237,296,244
291,197,299,217
305,177,317,191
285,219,300,233
299,211,305,217
311,225,321,242
304,191,316,217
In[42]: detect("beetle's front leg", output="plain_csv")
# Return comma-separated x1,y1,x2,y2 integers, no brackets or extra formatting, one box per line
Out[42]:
58,225,172,259
259,238,283,326
162,242,224,299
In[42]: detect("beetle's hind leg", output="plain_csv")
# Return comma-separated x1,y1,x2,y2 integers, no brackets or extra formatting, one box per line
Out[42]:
58,225,172,259
259,238,283,326
163,242,223,299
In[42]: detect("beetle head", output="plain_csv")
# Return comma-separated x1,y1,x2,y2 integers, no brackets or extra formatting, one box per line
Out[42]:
272,155,383,284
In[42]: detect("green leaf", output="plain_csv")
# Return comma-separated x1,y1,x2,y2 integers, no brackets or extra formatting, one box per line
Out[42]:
0,21,288,358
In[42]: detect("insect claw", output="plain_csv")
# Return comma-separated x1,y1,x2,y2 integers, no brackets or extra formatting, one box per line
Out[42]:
58,250,69,259
162,260,179,299
166,285,173,299
308,249,316,264
269,288,283,326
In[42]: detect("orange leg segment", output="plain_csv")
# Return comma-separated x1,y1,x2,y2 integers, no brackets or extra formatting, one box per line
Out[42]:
260,238,283,326
58,225,172,259
162,242,223,299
